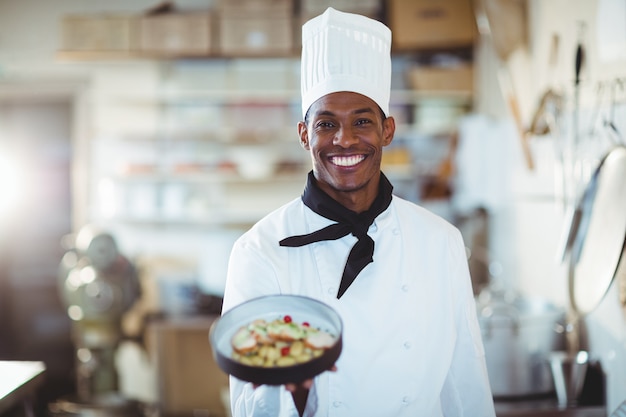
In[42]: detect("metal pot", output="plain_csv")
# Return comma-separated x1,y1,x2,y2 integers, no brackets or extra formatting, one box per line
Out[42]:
477,290,567,399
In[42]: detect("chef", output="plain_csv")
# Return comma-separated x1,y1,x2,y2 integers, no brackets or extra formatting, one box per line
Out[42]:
221,7,496,417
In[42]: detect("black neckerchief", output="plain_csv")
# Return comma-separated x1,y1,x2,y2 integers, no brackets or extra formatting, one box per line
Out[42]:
279,171,393,298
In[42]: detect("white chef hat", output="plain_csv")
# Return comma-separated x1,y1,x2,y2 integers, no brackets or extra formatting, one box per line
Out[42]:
300,7,392,119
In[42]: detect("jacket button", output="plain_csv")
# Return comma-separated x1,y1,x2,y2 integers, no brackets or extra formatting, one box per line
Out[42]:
333,401,342,408
401,284,409,292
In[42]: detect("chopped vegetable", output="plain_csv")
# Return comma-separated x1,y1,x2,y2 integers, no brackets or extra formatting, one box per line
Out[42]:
230,315,336,367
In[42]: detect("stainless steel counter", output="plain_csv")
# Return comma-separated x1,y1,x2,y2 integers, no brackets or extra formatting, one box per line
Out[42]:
495,398,606,417
0,361,46,416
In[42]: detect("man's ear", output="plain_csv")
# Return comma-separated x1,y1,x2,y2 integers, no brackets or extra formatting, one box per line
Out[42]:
297,121,310,150
382,116,396,147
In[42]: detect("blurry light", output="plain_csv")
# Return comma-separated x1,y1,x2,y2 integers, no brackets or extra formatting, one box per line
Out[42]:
85,281,102,297
75,225,97,253
0,151,23,219
77,348,92,363
68,305,84,321
80,266,96,284
61,251,79,270
66,269,82,291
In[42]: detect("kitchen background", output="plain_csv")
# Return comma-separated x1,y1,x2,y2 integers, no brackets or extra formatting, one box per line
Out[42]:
0,0,625,416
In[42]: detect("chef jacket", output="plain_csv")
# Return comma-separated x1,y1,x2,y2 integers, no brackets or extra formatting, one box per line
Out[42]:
222,194,496,417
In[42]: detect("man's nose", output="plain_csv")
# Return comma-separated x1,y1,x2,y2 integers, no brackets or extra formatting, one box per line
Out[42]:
333,126,359,147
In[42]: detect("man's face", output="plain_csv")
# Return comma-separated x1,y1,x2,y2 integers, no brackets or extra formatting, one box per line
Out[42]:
298,92,395,203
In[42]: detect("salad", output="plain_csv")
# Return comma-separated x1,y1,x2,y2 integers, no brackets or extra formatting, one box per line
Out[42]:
231,315,337,367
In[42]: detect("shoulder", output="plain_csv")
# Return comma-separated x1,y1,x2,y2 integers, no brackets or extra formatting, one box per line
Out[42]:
234,197,305,251
390,195,465,259
391,195,460,237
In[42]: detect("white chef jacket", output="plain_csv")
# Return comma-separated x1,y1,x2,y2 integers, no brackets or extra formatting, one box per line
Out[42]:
222,194,496,417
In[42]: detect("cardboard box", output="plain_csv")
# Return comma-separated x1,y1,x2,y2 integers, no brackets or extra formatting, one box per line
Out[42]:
388,0,476,50
216,0,294,56
407,64,474,92
61,14,139,52
301,0,381,17
148,316,230,417
139,13,213,57
217,0,293,17
218,15,294,56
298,0,382,48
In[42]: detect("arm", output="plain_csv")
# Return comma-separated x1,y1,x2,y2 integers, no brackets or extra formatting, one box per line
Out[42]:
223,235,304,417
441,231,496,416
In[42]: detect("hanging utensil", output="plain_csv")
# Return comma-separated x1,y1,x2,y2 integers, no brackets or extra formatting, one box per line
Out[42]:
571,22,586,195
606,78,625,146
560,145,626,355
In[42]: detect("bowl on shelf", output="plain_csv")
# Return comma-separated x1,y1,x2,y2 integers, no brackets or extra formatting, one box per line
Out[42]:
228,145,279,180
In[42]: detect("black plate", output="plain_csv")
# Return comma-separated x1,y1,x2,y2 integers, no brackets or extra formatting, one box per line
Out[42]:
209,295,343,385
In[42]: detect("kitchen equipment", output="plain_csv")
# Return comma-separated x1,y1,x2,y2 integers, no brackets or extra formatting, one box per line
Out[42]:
53,226,143,416
560,145,626,350
477,288,566,398
571,22,587,192
551,144,626,408
569,146,626,314
210,295,342,385
549,350,589,408
58,226,141,398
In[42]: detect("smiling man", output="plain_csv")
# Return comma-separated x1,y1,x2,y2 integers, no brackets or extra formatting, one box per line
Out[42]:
298,92,394,212
221,7,496,417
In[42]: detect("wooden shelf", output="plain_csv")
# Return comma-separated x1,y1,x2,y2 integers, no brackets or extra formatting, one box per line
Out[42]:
56,50,298,61
110,88,472,106
107,170,308,184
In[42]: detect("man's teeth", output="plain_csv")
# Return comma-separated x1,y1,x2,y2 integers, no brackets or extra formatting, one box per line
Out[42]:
331,155,365,167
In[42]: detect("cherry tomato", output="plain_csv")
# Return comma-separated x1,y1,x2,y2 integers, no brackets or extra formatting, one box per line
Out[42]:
302,322,310,327
283,315,292,323
281,346,290,356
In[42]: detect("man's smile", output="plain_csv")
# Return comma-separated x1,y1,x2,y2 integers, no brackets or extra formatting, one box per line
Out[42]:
329,154,366,167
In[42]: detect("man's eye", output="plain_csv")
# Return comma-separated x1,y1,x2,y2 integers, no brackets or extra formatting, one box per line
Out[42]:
316,121,334,128
355,119,372,126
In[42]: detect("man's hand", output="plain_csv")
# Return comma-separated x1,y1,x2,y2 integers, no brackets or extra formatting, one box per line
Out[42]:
285,366,337,416
283,364,337,392
251,365,337,416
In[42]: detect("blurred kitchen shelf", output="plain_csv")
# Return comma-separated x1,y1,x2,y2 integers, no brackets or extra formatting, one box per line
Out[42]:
382,164,416,180
56,50,298,61
95,128,300,144
116,89,301,104
114,88,473,105
86,56,473,237
106,170,308,184
56,50,144,61
100,213,280,229
391,89,473,104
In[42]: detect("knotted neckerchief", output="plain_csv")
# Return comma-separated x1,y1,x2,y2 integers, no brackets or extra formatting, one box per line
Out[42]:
279,171,393,298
